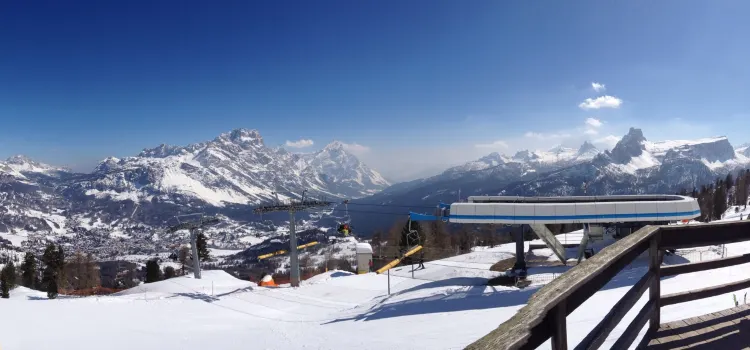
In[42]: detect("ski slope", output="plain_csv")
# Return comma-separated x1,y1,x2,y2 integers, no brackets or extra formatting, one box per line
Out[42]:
2,207,750,349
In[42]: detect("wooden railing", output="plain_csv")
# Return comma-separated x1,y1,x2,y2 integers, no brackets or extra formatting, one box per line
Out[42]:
465,220,750,350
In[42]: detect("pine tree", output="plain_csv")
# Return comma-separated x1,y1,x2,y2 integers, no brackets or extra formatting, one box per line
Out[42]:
164,266,176,279
0,265,10,298
21,252,36,289
46,278,58,299
41,243,58,292
0,261,16,298
55,244,66,289
178,246,190,275
714,181,728,220
196,233,211,262
726,173,735,191
3,261,16,289
145,259,161,283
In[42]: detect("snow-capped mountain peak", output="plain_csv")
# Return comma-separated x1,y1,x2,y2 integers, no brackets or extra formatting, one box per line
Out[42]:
1,155,69,175
67,129,389,209
609,127,647,164
214,128,264,148
324,140,346,152
578,141,598,156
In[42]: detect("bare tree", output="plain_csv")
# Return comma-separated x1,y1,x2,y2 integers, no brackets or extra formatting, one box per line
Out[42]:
178,246,190,275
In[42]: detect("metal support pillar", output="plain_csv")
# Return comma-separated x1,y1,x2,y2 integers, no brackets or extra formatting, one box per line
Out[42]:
387,268,391,295
576,223,591,264
190,228,201,279
512,225,526,271
289,208,300,287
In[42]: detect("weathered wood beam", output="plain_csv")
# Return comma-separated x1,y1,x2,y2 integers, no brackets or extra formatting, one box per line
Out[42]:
661,277,750,306
464,225,659,350
551,303,568,350
649,234,662,331
661,253,750,277
660,220,750,250
609,300,656,350
574,271,654,350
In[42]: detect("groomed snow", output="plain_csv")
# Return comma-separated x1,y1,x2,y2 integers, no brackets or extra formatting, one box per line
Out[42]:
3,210,750,349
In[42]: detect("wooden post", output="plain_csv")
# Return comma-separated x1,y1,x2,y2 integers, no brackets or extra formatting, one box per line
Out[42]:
551,302,568,350
649,234,661,331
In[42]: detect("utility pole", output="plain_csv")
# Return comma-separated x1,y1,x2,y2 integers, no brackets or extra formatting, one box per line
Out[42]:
166,214,220,280
190,228,201,279
254,195,332,287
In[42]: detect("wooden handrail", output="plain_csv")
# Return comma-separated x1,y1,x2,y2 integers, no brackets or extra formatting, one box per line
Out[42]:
661,277,750,306
465,220,750,350
661,253,750,277
464,226,659,350
574,271,654,350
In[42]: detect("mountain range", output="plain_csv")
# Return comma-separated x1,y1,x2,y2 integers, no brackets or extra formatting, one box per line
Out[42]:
0,129,387,258
351,128,750,231
1,127,749,261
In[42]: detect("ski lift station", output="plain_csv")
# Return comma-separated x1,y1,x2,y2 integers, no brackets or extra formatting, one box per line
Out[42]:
448,195,700,225
411,195,701,274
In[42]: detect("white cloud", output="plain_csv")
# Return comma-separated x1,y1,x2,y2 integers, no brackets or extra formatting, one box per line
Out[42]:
584,118,603,135
524,131,572,139
591,82,606,92
284,139,314,148
594,135,621,149
585,117,603,128
584,128,599,136
475,140,509,149
579,95,623,110
341,142,370,155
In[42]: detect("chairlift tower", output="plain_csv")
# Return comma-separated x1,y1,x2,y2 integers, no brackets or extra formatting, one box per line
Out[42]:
254,195,333,287
166,214,220,279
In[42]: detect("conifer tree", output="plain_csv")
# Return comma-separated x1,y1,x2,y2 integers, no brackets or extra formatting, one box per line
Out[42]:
0,265,10,299
164,266,176,279
145,259,161,283
196,233,211,262
726,173,735,191
4,261,16,289
714,181,728,220
21,252,36,289
46,278,58,299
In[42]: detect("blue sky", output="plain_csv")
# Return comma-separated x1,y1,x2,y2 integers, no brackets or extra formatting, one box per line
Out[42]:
2,1,749,181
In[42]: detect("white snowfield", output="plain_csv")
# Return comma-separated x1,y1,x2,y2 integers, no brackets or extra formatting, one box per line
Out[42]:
3,206,750,349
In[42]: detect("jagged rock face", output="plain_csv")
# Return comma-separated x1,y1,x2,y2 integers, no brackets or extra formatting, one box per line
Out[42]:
0,129,388,259
578,141,599,158
658,138,736,163
355,129,750,232
66,128,389,208
610,127,646,164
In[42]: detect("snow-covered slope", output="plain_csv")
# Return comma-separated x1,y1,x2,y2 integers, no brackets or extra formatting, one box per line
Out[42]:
5,215,750,349
70,129,389,207
0,129,389,262
355,128,749,232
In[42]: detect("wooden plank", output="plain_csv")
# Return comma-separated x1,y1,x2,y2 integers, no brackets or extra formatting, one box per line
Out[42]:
551,303,567,350
574,271,654,350
610,300,656,350
659,220,750,250
464,225,660,350
649,235,661,331
661,277,750,306
661,253,750,277
566,238,652,314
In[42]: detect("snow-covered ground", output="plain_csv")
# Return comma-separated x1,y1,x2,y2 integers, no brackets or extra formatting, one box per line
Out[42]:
3,206,750,349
